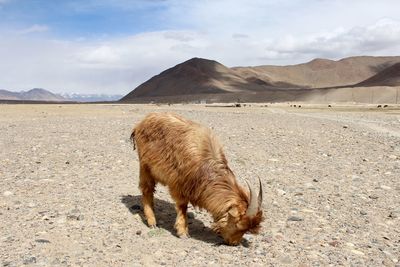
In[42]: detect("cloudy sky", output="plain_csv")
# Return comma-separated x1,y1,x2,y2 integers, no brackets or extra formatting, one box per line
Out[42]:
1,0,400,94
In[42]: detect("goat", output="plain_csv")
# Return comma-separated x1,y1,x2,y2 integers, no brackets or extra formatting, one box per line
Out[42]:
130,112,263,245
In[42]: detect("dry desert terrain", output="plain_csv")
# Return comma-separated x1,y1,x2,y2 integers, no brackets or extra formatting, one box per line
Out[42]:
1,103,399,266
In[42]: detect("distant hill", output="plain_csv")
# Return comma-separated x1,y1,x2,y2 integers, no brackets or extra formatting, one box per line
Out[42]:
62,93,123,102
0,88,66,101
355,62,400,87
232,56,400,88
120,56,400,103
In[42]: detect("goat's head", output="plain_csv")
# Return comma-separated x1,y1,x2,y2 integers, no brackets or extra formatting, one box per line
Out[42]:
213,178,263,245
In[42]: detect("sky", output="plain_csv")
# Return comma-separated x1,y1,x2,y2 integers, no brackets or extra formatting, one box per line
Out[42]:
1,0,400,94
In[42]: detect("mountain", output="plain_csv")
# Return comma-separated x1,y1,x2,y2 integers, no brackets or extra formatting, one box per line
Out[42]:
120,58,279,101
120,56,400,103
355,62,400,87
0,88,66,101
232,56,400,89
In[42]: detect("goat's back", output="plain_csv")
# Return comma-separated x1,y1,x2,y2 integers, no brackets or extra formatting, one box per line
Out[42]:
133,112,228,190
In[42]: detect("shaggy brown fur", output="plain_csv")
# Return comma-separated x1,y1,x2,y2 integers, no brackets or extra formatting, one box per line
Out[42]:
131,112,263,245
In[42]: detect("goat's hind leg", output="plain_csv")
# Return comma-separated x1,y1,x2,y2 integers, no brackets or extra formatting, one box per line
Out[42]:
139,165,157,228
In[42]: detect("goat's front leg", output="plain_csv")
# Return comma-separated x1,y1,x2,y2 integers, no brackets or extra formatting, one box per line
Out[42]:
174,201,189,238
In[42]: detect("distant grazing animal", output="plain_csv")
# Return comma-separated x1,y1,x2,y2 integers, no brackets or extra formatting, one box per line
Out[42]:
130,112,263,245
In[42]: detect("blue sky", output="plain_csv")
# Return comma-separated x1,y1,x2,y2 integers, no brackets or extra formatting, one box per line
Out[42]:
1,0,400,94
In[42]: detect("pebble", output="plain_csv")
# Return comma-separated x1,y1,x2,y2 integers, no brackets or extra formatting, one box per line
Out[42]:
35,239,50,244
360,210,367,215
351,249,365,256
136,230,142,235
23,256,37,265
380,185,391,190
3,191,13,197
287,216,304,222
130,205,141,211
276,189,286,196
279,255,292,264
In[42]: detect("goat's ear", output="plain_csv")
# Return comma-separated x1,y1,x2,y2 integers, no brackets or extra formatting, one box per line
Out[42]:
228,206,239,218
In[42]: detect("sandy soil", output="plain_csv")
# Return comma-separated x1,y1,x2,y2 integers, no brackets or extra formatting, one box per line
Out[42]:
1,103,399,266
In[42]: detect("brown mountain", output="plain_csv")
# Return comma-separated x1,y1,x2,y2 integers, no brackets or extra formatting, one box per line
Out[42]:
233,56,400,88
121,56,400,103
0,88,66,101
121,58,279,100
355,62,400,87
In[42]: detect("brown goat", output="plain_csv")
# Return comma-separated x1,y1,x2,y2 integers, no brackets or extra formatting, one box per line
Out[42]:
130,112,263,245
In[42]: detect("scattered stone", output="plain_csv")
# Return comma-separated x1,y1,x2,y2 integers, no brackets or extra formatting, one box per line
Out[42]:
328,240,340,247
313,178,319,182
3,191,13,197
23,256,37,265
280,255,292,264
369,195,379,200
276,189,286,196
343,125,348,129
35,239,50,244
67,209,84,221
130,205,141,211
147,228,166,238
136,230,142,235
360,210,367,215
187,212,195,219
380,185,391,190
287,216,303,222
65,161,70,164
351,249,365,256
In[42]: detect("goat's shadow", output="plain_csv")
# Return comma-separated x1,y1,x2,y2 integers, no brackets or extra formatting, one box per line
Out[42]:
121,195,224,245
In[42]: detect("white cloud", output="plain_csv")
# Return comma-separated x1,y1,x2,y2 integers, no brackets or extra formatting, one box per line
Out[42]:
1,19,400,95
1,1,400,94
17,24,49,35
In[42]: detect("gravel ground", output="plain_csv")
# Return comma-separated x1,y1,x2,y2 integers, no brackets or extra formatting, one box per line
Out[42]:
0,103,399,266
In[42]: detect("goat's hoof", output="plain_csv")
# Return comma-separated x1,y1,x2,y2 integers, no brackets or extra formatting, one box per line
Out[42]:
178,233,190,239
148,224,157,229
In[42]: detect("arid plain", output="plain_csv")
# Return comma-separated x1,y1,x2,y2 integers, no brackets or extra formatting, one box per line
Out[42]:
1,103,399,266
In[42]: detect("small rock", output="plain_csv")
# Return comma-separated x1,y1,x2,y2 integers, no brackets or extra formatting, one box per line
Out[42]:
351,249,365,256
343,125,348,129
23,256,37,265
65,161,70,164
3,191,13,197
276,189,286,196
388,155,398,160
287,216,303,222
136,230,142,235
328,240,340,247
147,228,165,238
313,178,319,182
35,239,50,244
280,255,292,264
380,185,391,190
130,205,141,211
369,195,379,200
360,210,367,215
187,212,195,219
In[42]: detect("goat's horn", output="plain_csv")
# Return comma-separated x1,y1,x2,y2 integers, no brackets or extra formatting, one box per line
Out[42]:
258,176,263,209
245,180,259,216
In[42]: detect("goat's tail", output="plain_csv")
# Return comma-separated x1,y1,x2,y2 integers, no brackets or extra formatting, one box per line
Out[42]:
130,128,136,150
